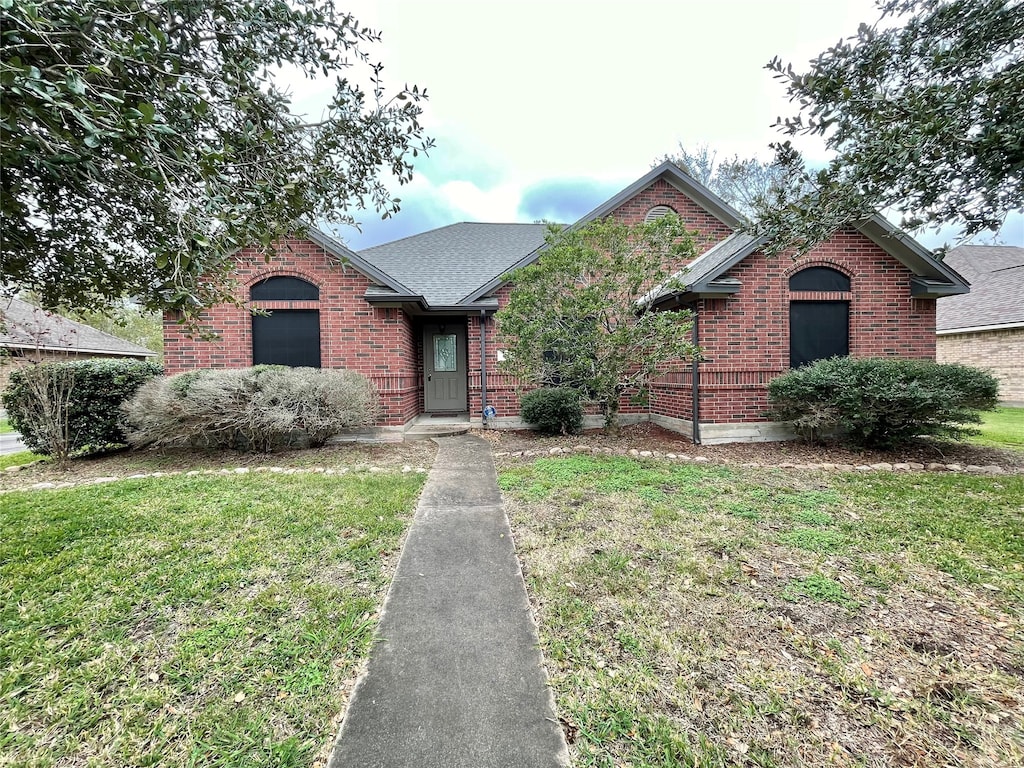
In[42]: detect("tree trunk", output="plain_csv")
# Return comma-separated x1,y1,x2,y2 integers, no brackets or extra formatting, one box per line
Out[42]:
603,397,621,437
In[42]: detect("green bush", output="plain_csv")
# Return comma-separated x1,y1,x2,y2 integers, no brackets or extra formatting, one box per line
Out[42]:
2,359,162,458
122,366,380,451
767,357,999,448
520,387,584,435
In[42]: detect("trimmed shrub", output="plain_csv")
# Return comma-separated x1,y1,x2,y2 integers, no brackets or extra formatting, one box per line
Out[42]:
520,387,584,435
2,359,162,459
767,357,999,448
122,366,380,451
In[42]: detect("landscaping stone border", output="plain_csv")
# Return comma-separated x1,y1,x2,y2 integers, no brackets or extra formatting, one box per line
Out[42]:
4,463,429,493
5,443,1016,492
493,445,1014,475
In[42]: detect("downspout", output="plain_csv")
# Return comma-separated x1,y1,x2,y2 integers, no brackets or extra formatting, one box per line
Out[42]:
479,310,488,427
691,302,701,445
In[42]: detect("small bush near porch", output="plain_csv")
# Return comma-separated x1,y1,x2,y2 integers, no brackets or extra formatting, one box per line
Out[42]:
500,455,1023,767
1,469,424,767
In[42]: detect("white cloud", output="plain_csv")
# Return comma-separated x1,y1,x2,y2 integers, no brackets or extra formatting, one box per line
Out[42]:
293,1,1022,250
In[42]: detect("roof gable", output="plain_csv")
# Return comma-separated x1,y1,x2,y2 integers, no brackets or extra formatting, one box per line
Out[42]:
570,161,744,231
462,163,744,305
649,218,971,306
303,226,417,296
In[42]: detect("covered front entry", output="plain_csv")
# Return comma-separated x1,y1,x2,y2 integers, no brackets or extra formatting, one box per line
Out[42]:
422,321,468,412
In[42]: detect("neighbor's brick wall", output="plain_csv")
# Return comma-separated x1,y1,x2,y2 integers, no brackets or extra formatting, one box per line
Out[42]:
937,328,1024,403
162,238,419,426
650,228,938,424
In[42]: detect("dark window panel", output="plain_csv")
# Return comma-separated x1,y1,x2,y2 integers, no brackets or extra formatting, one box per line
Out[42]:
790,301,849,368
252,310,321,367
789,267,851,292
250,276,319,301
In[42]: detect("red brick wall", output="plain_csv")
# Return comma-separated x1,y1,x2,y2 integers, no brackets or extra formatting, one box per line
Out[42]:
610,178,735,251
163,238,419,426
650,228,938,424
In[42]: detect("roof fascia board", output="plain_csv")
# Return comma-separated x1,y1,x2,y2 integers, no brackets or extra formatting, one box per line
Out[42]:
573,161,744,232
303,225,417,296
854,216,970,289
459,162,745,306
1,342,155,356
937,321,1024,334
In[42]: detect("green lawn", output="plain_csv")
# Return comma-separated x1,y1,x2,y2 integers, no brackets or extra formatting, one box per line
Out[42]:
0,450,45,470
500,456,1024,768
971,406,1024,450
1,470,425,767
0,417,11,433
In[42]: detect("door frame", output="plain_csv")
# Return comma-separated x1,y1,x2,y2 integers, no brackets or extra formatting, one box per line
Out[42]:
422,319,468,413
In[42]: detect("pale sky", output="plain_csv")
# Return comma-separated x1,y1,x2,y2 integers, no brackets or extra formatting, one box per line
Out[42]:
287,0,1023,250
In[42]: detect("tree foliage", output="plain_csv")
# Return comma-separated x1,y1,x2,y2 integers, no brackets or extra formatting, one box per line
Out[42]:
1,1,431,320
656,143,797,219
754,0,1024,251
496,216,699,435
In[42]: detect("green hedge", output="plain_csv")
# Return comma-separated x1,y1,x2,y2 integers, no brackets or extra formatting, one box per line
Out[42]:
767,357,999,448
2,358,162,456
520,387,584,435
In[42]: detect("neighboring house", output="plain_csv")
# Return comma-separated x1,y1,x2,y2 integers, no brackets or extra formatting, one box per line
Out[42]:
0,297,158,393
936,245,1024,405
163,162,968,443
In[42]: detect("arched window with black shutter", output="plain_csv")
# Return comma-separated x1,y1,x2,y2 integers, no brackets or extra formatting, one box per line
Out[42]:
250,276,319,301
788,266,850,368
788,266,850,292
250,276,321,368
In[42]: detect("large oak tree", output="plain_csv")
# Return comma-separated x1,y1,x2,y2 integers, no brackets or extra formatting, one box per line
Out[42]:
1,1,431,320
754,0,1023,251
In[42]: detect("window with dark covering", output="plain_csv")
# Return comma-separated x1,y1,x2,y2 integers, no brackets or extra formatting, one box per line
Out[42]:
252,310,321,368
790,301,849,368
789,266,851,292
250,276,319,301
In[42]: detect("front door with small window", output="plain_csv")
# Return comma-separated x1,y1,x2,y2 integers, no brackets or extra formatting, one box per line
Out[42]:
423,322,467,412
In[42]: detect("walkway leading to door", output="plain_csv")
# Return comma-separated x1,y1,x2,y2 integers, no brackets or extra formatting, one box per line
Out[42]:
327,435,569,768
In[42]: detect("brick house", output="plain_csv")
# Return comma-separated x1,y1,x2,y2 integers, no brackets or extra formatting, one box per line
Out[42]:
163,162,969,443
936,246,1023,406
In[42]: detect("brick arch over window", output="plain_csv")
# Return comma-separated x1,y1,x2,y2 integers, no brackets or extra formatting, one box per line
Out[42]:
250,275,321,368
788,265,851,368
250,275,319,301
788,265,851,292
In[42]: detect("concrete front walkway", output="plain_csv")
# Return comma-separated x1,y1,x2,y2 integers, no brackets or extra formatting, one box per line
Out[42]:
327,435,569,768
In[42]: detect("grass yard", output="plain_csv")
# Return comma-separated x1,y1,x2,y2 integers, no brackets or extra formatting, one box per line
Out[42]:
500,456,1024,768
1,470,425,767
0,417,12,433
971,407,1024,451
0,450,45,470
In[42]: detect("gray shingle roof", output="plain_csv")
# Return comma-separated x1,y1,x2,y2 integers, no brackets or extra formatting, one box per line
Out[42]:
0,298,157,357
936,245,1024,331
358,223,548,306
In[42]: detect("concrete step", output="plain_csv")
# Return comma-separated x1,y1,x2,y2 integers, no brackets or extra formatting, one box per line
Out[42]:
404,423,472,440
